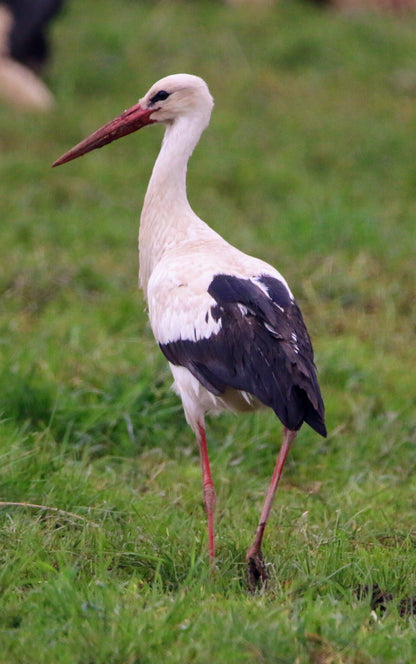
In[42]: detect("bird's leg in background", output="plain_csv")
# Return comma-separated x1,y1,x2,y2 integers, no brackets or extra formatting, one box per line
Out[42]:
246,427,297,591
197,423,217,570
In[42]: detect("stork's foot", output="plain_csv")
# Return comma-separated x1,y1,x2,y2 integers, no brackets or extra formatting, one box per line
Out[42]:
246,549,268,592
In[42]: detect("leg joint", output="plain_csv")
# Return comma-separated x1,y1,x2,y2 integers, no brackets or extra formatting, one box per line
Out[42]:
203,484,217,513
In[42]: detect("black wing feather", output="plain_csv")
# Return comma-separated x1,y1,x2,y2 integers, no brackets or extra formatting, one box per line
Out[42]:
160,273,326,437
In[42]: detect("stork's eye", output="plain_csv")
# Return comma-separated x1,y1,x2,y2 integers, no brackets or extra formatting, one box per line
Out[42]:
150,90,170,104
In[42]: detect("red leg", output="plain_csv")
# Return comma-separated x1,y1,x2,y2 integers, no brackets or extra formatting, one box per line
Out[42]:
246,427,297,589
197,423,217,569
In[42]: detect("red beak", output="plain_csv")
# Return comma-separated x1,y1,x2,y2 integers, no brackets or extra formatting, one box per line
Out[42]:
53,102,156,167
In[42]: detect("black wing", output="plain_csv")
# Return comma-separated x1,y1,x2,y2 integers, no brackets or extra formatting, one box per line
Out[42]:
160,273,326,437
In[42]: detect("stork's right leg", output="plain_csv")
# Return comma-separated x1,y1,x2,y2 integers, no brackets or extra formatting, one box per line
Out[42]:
246,427,297,590
197,423,217,569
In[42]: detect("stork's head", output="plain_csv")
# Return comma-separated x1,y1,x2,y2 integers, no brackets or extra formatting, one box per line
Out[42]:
53,74,214,167
141,73,213,125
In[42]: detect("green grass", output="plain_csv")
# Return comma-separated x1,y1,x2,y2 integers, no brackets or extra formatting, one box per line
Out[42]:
1,0,416,661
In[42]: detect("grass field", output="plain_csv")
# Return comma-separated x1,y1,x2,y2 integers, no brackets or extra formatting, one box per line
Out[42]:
1,1,416,661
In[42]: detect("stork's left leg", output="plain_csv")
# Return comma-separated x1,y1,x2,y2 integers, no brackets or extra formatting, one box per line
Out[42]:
246,427,297,590
197,423,217,569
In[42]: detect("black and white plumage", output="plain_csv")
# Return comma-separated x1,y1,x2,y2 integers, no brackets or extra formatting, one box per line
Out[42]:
53,73,326,588
160,273,325,437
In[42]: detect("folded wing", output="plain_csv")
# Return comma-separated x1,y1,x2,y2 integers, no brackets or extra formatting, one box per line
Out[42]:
160,273,326,437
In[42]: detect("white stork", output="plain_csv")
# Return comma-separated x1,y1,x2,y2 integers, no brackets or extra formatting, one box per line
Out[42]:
53,74,326,588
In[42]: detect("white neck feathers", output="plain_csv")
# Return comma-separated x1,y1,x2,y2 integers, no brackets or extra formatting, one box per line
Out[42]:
139,114,209,293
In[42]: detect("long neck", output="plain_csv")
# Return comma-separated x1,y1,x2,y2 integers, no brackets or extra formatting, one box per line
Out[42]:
139,116,205,293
